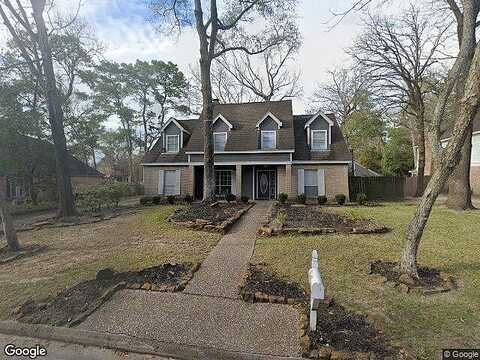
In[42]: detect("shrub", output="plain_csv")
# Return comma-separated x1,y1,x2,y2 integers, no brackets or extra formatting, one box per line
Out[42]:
335,193,346,205
240,195,250,203
152,195,162,205
184,194,194,204
225,193,236,202
276,210,287,223
76,183,130,212
296,193,306,204
357,192,368,205
278,193,288,204
140,196,153,206
167,195,176,204
129,184,145,196
317,195,328,205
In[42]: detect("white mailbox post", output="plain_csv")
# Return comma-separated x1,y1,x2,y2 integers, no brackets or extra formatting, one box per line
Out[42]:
308,250,325,331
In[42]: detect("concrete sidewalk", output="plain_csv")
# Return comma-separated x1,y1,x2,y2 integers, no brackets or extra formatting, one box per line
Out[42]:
79,202,302,358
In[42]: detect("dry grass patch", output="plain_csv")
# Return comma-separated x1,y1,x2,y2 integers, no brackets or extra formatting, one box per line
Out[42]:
252,202,480,359
0,205,221,320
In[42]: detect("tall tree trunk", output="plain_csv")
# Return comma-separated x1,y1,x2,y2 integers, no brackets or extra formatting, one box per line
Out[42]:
142,93,148,153
447,123,474,210
0,195,20,252
400,34,480,278
91,148,97,170
31,0,76,217
194,0,216,202
415,123,426,197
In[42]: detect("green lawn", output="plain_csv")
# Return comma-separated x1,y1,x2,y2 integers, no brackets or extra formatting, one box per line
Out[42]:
252,202,480,359
0,205,221,320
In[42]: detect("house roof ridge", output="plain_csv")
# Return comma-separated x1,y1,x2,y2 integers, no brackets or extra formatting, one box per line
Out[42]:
214,99,292,106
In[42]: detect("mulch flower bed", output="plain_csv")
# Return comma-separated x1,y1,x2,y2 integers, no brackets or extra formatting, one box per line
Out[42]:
299,299,405,359
369,260,457,295
169,201,254,234
258,203,389,236
14,262,199,327
0,244,46,265
239,264,307,304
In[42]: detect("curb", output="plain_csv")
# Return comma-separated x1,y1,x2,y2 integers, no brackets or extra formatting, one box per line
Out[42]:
0,321,304,360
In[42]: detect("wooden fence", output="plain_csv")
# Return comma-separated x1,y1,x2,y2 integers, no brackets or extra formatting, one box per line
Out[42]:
349,176,431,201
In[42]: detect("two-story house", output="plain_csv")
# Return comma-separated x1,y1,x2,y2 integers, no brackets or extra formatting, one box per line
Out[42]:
142,100,351,200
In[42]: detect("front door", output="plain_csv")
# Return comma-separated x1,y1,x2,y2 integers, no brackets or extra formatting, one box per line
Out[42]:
256,170,276,200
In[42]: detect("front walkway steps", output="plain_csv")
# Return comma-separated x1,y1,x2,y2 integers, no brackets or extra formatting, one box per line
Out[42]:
78,201,302,358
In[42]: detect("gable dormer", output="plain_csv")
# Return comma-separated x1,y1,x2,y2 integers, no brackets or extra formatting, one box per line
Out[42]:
256,112,282,150
160,118,191,153
212,113,233,151
304,111,333,151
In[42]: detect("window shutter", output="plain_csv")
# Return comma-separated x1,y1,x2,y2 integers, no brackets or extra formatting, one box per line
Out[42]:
158,169,164,195
175,170,181,195
297,168,304,195
317,169,325,196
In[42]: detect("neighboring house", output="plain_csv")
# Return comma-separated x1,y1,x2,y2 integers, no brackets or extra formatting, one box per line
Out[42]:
0,135,104,201
350,161,381,177
142,100,351,200
420,114,480,195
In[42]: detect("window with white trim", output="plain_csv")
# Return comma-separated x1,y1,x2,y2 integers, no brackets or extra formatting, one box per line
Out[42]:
166,135,179,153
261,130,276,149
304,170,318,197
214,132,227,151
164,170,177,195
311,130,327,151
215,170,232,196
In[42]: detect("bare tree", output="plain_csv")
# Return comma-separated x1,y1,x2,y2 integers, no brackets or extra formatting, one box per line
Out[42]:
0,0,76,217
349,5,451,197
311,67,372,123
211,39,302,102
150,0,298,201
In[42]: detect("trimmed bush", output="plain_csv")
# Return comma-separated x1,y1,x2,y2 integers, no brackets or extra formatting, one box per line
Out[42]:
225,193,236,203
140,196,153,206
357,192,368,205
317,195,328,205
278,193,288,204
240,195,250,203
296,193,306,204
76,183,130,212
167,195,176,204
152,195,162,205
184,194,194,204
335,193,347,205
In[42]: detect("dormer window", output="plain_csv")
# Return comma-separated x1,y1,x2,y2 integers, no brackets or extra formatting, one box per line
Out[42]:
261,130,276,149
166,135,179,153
311,130,327,151
214,132,227,151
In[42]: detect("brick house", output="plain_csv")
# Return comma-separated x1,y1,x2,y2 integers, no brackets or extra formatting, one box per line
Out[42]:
0,135,104,201
142,100,351,201
418,115,480,195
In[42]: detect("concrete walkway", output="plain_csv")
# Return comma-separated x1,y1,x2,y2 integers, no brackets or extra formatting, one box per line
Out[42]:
80,202,302,358
184,201,271,298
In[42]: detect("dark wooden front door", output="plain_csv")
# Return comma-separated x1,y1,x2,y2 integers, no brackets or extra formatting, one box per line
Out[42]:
256,170,276,200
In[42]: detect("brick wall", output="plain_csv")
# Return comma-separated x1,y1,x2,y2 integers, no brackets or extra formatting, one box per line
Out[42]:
143,166,191,196
291,164,349,201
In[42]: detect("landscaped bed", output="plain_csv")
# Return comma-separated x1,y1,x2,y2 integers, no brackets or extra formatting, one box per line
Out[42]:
14,263,199,327
259,203,389,236
169,201,254,234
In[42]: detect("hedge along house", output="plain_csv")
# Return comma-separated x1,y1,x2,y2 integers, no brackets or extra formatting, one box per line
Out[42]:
142,100,351,201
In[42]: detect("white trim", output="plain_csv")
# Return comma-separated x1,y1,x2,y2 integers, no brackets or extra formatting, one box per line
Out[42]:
213,131,228,152
252,166,256,200
143,160,351,166
185,150,295,154
160,117,191,135
256,112,283,129
166,134,180,153
311,130,328,151
213,113,233,130
440,130,480,142
304,111,334,128
260,130,277,150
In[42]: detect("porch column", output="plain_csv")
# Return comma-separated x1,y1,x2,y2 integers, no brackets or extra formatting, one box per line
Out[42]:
285,164,293,198
235,164,242,197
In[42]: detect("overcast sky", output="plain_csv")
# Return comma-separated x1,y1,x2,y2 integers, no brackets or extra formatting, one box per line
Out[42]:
50,0,363,114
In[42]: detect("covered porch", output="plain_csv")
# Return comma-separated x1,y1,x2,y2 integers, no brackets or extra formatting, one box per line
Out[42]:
193,164,292,201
